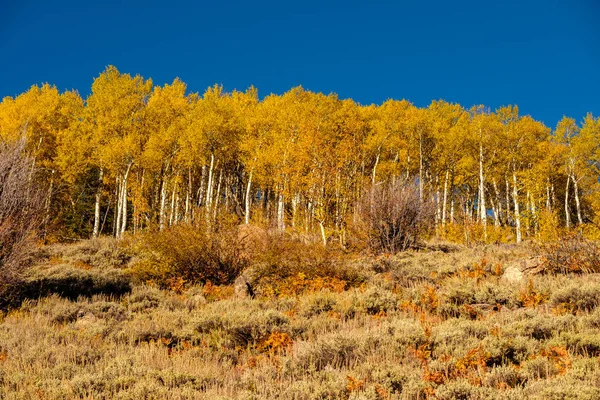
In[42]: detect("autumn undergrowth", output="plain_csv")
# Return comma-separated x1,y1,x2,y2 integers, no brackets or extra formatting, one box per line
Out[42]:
2,235,600,399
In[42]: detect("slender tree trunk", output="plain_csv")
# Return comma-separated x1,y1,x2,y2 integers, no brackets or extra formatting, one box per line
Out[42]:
43,169,53,219
525,191,531,237
449,170,455,224
113,178,119,237
306,199,312,233
197,165,206,207
435,184,441,230
113,177,123,238
136,171,141,233
505,177,511,225
93,166,104,238
206,153,215,219
291,192,298,229
419,131,424,202
100,199,110,235
159,175,168,231
169,183,176,226
213,169,222,222
119,181,127,237
277,191,285,231
546,178,551,212
513,171,521,243
245,170,253,225
493,179,501,227
335,172,341,232
442,168,449,226
372,150,380,184
572,174,583,225
175,192,180,224
319,220,327,247
479,139,487,239
530,192,538,235
565,174,571,229
120,162,133,237
490,199,499,228
185,167,191,223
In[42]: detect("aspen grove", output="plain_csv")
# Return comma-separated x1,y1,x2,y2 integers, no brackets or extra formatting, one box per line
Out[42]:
1,66,599,244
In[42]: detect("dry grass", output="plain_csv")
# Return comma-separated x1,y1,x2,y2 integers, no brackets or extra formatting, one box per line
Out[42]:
2,242,600,399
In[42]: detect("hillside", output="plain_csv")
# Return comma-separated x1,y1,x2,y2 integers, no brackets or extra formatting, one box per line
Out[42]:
2,238,600,399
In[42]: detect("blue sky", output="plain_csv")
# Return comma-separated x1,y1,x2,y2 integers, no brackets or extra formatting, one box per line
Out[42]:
1,0,598,128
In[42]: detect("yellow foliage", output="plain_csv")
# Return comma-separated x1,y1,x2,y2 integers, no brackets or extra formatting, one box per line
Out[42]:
538,209,562,242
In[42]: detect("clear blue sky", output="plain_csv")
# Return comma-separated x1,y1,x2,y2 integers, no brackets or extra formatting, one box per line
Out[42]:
1,0,598,128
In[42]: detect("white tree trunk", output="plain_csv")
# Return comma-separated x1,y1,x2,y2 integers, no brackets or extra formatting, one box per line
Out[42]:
513,172,521,243
419,132,424,202
442,168,449,226
492,179,501,227
319,220,327,247
505,177,511,225
245,170,253,225
119,181,126,237
372,151,380,184
119,162,133,237
185,167,191,223
479,140,487,238
93,166,104,238
530,192,538,235
277,192,285,231
565,175,571,229
159,176,168,231
169,184,176,226
573,175,583,225
115,178,122,238
546,178,551,211
291,193,299,228
212,169,222,222
206,153,215,218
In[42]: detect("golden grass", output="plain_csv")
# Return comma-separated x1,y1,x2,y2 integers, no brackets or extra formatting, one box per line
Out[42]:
2,243,600,399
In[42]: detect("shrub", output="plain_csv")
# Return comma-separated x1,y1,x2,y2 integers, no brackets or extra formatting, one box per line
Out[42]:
484,366,527,389
300,293,337,317
0,139,46,309
522,357,558,380
361,287,398,315
46,237,132,270
126,285,164,312
129,224,247,287
31,296,129,324
356,181,433,253
194,302,292,349
560,332,600,357
434,379,486,400
249,233,366,295
294,332,364,370
15,264,131,304
504,314,577,341
537,234,600,274
483,336,536,367
551,284,600,314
